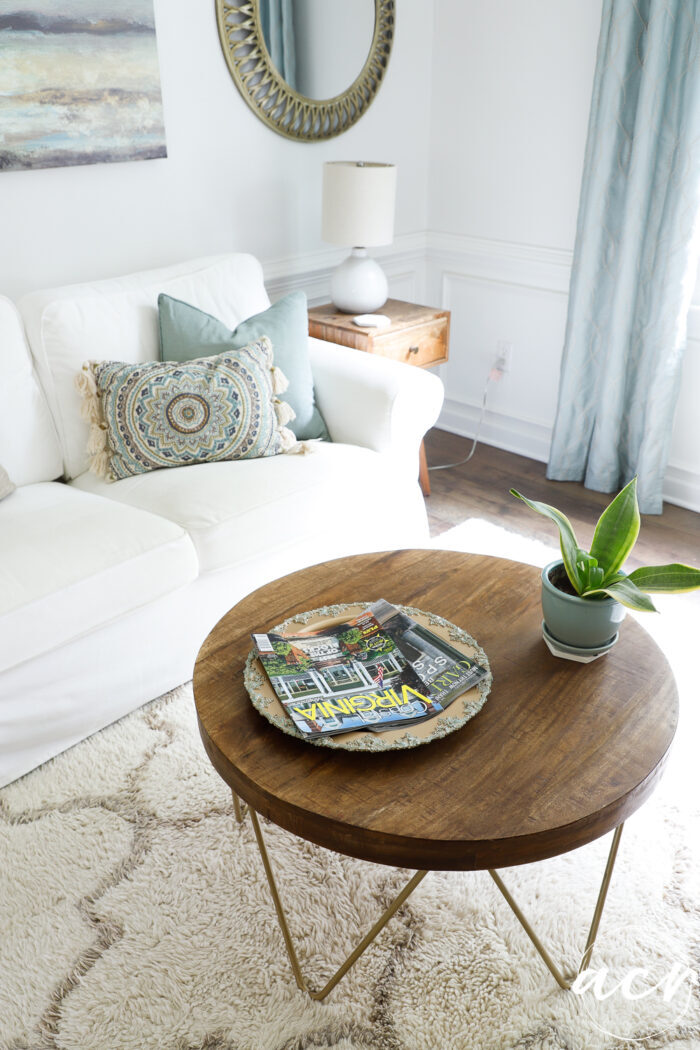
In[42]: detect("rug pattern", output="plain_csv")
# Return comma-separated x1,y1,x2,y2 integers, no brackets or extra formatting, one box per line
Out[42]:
1,679,699,1050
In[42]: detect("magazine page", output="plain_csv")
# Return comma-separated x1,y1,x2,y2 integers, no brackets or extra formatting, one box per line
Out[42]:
367,599,488,710
252,608,444,738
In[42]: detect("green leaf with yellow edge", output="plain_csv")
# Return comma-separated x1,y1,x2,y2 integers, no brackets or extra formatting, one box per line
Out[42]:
589,477,640,582
510,489,582,592
585,576,658,612
626,563,700,593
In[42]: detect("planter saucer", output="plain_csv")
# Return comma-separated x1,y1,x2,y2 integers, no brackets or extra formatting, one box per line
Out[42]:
542,620,619,663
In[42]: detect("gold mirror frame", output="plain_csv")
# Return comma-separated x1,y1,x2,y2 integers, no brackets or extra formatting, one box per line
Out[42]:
216,1,395,141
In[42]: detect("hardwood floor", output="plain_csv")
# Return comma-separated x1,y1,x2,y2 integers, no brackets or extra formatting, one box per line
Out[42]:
423,428,700,573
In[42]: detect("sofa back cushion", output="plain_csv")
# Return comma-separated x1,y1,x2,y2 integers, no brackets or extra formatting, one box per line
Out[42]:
19,254,271,480
0,295,63,485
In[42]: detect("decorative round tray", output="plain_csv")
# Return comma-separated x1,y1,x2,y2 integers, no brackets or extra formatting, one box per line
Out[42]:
243,603,492,752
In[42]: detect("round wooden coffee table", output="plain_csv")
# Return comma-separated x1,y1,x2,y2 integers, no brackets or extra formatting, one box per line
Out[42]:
193,550,678,1000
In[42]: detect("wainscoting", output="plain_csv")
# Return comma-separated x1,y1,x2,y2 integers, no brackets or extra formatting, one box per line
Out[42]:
263,232,700,514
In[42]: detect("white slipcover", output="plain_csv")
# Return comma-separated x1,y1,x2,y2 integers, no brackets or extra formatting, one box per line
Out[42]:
71,442,428,574
0,296,62,485
0,483,198,672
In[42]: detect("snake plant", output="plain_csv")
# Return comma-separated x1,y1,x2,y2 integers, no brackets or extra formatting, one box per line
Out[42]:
510,478,700,612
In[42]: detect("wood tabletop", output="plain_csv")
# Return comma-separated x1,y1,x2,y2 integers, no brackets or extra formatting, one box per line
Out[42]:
307,299,449,335
193,551,678,871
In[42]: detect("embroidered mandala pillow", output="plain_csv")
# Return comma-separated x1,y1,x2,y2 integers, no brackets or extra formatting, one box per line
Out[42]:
75,337,297,481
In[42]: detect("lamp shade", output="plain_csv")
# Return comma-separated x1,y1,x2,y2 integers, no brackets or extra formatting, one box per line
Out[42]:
322,161,396,247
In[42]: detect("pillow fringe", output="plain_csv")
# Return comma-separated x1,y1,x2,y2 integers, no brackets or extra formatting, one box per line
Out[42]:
75,364,114,480
90,450,113,480
278,426,297,452
271,365,289,395
274,399,296,427
283,436,315,455
86,423,108,455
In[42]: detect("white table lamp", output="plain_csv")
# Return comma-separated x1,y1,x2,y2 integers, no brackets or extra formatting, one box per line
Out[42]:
322,161,397,313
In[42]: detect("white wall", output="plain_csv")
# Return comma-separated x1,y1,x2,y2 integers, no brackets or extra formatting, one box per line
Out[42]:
0,0,433,302
427,0,700,512
427,0,601,463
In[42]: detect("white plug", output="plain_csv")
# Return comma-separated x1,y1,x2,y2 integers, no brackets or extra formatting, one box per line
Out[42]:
494,340,514,374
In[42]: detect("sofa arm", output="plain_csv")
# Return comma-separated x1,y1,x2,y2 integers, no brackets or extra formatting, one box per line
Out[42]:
308,337,444,464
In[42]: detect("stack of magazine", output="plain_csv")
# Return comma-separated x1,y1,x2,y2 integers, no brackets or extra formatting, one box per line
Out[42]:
251,599,488,739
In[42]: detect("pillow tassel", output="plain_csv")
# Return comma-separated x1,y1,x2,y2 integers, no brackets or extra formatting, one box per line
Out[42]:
86,423,108,456
90,450,113,481
278,426,298,452
274,399,296,427
280,431,315,455
75,367,102,424
271,366,289,395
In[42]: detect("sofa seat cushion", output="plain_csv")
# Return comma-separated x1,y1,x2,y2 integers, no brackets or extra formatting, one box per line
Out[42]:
0,483,198,672
71,442,424,576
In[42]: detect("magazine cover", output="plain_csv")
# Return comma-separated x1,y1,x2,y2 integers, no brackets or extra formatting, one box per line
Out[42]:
252,609,444,738
367,599,488,712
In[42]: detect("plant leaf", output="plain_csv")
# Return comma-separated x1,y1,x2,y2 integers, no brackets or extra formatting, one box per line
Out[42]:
627,563,700,593
587,565,605,590
589,477,640,582
585,577,658,612
574,550,602,592
510,489,582,592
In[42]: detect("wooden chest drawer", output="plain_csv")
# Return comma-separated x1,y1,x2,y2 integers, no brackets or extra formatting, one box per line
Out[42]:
369,317,448,368
307,300,450,372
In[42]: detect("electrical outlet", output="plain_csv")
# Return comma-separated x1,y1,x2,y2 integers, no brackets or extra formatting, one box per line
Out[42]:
494,340,514,374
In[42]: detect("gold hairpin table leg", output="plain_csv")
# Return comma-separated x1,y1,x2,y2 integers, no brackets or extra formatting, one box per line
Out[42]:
249,807,428,1001
488,823,624,990
231,790,247,824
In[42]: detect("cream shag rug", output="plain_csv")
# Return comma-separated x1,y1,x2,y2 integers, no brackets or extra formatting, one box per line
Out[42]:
2,521,699,1050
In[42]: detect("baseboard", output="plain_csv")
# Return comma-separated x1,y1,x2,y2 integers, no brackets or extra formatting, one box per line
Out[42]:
438,398,552,464
437,399,700,513
663,464,700,513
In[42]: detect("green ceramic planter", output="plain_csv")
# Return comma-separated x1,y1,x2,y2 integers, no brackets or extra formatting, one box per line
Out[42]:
541,560,626,649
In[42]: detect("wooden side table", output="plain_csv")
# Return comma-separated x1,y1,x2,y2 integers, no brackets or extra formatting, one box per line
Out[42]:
308,299,450,496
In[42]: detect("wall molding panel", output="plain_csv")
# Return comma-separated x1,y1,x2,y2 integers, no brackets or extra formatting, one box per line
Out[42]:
427,233,570,475
426,231,700,513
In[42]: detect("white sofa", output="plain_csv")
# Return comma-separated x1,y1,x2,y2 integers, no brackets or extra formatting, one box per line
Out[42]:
0,253,443,787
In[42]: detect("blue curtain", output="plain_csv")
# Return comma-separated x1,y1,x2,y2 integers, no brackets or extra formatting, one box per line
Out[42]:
259,0,297,91
547,0,700,514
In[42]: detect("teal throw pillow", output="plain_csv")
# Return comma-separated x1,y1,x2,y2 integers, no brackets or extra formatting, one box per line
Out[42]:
158,291,330,442
75,337,297,481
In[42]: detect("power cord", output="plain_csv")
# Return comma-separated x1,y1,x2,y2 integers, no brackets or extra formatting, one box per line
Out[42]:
428,367,500,472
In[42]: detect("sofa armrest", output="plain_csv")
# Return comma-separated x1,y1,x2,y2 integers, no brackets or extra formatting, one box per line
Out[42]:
309,337,444,466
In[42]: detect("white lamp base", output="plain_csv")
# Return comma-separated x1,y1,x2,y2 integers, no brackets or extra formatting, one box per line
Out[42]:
331,248,389,314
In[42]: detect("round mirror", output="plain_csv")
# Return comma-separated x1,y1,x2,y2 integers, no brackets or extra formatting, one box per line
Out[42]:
261,1,375,101
217,1,395,141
